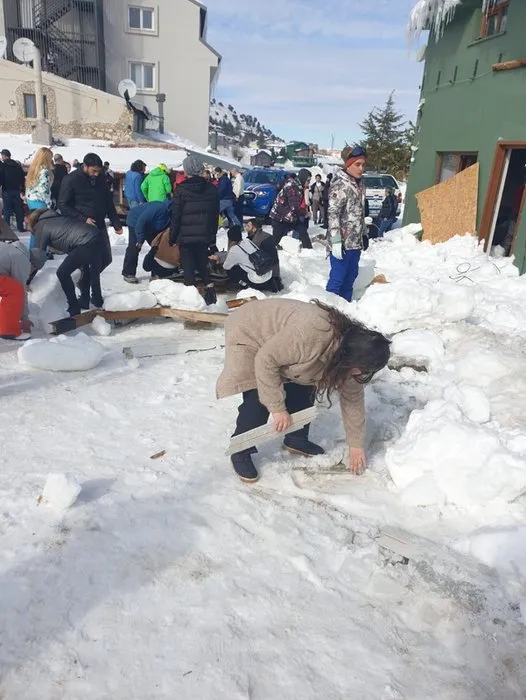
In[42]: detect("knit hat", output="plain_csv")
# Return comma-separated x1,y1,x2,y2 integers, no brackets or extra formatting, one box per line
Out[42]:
182,155,204,177
297,168,311,185
341,145,367,169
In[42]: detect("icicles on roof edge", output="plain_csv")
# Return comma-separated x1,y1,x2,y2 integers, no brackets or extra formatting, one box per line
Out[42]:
408,0,464,40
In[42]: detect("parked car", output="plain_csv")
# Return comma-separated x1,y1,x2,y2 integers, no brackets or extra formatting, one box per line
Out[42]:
362,173,402,217
242,167,296,218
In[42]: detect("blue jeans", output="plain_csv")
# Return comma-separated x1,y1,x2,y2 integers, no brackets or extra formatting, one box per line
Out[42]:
219,199,241,227
128,200,143,209
3,190,25,232
377,217,396,237
27,200,47,248
326,249,361,302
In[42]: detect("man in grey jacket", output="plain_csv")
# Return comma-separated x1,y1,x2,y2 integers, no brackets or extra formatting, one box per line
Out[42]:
0,239,46,340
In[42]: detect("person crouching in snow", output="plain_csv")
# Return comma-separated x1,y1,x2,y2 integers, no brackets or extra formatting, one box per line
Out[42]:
326,146,368,302
216,298,390,483
27,208,104,316
209,219,283,293
169,156,220,306
0,235,46,340
122,199,172,284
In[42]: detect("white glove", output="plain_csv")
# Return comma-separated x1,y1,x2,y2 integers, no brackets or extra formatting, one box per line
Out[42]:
364,216,373,225
331,240,344,260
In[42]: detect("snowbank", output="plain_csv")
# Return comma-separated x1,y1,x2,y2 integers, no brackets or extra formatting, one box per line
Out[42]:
104,290,158,312
385,400,526,508
455,525,526,578
18,333,106,371
149,279,205,310
41,473,81,511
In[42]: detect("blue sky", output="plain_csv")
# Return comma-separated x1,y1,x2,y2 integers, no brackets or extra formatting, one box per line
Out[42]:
204,0,425,148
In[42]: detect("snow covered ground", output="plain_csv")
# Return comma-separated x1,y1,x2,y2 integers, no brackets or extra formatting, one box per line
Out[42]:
1,224,525,698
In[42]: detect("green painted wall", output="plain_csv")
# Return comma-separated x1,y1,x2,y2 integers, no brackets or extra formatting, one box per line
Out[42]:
404,0,526,272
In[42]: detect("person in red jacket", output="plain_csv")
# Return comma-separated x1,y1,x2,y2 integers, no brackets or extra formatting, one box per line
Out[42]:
172,171,186,192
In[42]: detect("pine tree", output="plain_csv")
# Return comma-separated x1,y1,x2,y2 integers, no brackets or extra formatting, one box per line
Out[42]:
257,131,266,149
357,92,412,179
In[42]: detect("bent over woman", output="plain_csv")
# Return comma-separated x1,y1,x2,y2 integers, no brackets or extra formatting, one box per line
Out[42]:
217,299,390,483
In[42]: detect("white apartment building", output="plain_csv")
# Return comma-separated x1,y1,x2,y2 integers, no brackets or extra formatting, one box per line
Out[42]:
0,0,220,146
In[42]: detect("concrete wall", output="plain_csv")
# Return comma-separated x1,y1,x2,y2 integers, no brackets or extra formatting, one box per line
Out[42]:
103,0,219,147
0,59,133,141
404,1,526,271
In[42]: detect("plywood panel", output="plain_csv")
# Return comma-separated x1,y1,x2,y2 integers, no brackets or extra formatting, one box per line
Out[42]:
417,163,479,244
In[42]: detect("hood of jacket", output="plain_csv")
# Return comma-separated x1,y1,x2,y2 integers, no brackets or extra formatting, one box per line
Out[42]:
177,176,210,196
149,167,167,178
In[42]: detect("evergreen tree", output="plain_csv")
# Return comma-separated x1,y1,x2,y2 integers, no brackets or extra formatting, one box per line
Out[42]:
257,131,266,149
357,92,412,179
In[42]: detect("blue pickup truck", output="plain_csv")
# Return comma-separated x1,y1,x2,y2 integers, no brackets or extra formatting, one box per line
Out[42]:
242,168,296,218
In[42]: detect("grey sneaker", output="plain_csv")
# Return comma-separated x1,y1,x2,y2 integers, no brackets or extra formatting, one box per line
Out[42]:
123,275,139,284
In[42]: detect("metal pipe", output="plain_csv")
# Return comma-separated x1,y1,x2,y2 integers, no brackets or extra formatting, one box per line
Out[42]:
33,46,45,121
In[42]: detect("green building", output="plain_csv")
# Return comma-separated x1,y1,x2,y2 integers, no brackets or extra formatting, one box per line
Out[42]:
404,0,526,272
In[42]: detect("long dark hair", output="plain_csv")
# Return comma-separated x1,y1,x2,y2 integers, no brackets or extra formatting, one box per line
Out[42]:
314,300,391,404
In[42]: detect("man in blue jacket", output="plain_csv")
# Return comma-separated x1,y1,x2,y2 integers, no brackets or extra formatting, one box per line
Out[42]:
122,199,171,283
214,167,240,227
124,160,147,208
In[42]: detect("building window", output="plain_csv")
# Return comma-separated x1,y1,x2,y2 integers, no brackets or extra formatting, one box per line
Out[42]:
437,152,478,184
130,61,156,91
128,6,154,31
481,0,510,38
23,93,48,119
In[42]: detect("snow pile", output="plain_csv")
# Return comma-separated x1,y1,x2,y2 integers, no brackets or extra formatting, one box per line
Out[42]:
408,0,463,39
41,473,81,511
18,333,106,371
103,290,158,312
91,315,112,337
28,266,70,333
390,329,445,369
149,279,205,310
385,399,526,508
455,525,526,578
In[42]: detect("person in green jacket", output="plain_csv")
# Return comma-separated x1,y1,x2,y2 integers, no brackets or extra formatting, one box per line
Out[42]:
141,163,172,203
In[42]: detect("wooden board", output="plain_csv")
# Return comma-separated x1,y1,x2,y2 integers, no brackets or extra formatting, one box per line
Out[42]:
52,307,228,335
225,407,317,456
123,339,223,360
416,163,479,244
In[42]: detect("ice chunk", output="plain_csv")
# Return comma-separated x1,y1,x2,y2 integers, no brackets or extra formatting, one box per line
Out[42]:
237,288,266,300
455,526,526,577
150,279,205,310
444,385,490,424
279,236,301,255
391,329,445,369
18,333,106,372
104,290,157,312
41,473,81,511
91,315,112,337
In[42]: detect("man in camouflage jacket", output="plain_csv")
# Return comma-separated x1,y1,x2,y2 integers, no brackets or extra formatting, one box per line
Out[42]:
326,146,368,301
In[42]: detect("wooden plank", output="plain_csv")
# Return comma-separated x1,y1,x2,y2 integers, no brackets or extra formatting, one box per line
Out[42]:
123,339,223,360
225,407,317,456
492,58,526,72
376,527,420,560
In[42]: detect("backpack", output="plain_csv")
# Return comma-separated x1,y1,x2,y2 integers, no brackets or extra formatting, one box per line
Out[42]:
239,240,274,276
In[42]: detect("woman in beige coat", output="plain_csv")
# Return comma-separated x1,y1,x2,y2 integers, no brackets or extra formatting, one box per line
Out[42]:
217,299,390,483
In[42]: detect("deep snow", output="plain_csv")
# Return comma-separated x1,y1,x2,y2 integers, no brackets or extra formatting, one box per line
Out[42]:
0,223,525,698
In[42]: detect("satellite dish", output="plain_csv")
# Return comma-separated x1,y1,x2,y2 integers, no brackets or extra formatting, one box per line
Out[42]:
416,44,427,63
118,79,137,100
13,37,36,63
0,37,7,60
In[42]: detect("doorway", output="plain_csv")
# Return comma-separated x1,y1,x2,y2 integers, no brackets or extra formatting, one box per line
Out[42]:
481,143,526,256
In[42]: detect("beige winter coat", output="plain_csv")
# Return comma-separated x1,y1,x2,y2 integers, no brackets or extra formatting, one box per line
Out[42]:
216,299,365,447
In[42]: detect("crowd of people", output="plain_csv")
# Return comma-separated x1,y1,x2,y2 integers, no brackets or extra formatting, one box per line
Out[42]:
0,144,396,344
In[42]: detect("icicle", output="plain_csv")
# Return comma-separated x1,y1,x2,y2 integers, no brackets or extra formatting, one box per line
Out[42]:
408,0,464,41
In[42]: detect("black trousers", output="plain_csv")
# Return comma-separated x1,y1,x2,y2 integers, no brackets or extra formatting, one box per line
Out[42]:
322,201,329,226
56,242,102,309
272,220,312,249
227,265,283,293
122,226,157,277
232,384,316,451
179,242,211,286
3,190,25,232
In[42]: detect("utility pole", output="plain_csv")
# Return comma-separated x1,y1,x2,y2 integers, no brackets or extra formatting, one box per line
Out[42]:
156,93,166,134
32,46,52,145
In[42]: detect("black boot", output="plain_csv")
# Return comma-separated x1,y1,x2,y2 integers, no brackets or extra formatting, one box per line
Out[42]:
231,450,259,483
67,303,81,317
90,295,104,309
204,285,217,306
283,435,326,457
78,292,90,311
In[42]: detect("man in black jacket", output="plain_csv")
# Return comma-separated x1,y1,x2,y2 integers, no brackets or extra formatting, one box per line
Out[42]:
51,154,68,205
0,149,26,232
170,155,219,305
27,208,103,316
58,152,122,272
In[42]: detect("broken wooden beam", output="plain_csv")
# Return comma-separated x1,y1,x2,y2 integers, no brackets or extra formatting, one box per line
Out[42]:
225,407,317,456
492,58,526,72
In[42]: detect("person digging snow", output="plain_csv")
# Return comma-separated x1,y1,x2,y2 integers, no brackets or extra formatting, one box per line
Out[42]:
217,298,390,483
326,146,368,301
